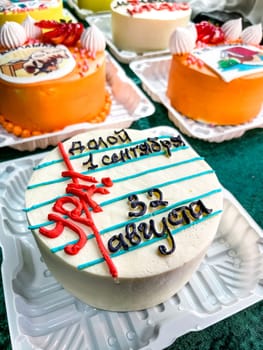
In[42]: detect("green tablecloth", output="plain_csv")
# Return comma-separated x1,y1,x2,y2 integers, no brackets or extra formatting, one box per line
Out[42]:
0,9,263,350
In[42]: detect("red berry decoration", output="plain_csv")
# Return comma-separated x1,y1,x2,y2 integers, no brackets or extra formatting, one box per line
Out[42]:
35,20,84,46
195,21,225,44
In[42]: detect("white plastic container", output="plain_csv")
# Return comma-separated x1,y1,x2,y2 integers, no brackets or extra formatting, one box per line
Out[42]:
0,126,262,350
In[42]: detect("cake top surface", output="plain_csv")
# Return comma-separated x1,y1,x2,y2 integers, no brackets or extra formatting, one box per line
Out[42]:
169,19,263,81
111,0,191,19
0,20,106,85
25,129,223,280
0,43,76,84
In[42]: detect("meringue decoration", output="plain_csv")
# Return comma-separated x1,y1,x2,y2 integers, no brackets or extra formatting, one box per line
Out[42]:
0,21,27,49
169,26,196,55
241,23,263,45
22,15,42,40
80,25,106,54
221,18,242,41
186,22,198,42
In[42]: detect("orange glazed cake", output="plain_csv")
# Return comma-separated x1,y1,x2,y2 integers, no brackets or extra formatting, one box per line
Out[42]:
0,19,111,137
0,0,64,25
167,19,263,125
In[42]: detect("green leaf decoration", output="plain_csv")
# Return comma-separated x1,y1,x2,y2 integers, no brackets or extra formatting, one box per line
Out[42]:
218,58,239,69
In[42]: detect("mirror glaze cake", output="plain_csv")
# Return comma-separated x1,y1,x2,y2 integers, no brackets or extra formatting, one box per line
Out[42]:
167,19,263,125
0,21,111,137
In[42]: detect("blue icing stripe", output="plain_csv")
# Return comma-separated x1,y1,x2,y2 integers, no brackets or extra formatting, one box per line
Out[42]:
25,156,203,212
27,167,214,230
28,145,189,190
49,188,221,254
33,135,172,170
76,209,223,271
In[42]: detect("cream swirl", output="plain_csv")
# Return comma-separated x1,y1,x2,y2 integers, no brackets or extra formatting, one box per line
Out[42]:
22,15,42,40
80,25,106,54
187,22,198,42
169,26,196,55
221,18,242,41
241,23,263,45
0,21,27,49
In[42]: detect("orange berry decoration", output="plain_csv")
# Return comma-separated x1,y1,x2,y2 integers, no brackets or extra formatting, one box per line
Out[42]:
35,20,84,46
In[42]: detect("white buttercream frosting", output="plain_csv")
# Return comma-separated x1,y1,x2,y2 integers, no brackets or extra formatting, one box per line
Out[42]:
169,26,196,55
221,18,242,41
241,23,263,45
80,25,106,54
25,128,223,311
0,21,27,49
22,15,42,40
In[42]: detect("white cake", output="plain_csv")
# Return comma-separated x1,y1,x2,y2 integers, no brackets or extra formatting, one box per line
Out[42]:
25,128,223,311
110,0,192,52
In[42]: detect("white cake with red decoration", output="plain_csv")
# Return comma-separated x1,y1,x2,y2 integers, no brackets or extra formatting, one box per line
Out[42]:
25,128,223,311
110,0,192,52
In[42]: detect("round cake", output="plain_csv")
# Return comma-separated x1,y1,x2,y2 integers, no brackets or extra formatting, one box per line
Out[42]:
25,128,223,311
166,19,263,125
0,0,64,25
0,20,111,137
110,0,191,52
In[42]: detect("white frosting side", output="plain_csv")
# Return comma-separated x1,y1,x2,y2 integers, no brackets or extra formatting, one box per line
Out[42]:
22,15,42,40
221,18,243,41
25,129,223,311
0,21,27,49
80,25,106,53
241,23,263,45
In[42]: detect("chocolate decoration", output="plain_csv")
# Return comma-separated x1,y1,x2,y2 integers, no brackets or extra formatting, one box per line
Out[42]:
108,191,213,256
148,188,169,208
128,194,147,217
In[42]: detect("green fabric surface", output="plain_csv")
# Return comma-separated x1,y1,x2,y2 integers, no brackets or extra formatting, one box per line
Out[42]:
0,5,263,349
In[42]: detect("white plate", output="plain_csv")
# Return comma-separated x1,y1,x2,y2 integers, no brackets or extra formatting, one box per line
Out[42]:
130,56,263,142
66,0,170,64
0,54,155,151
0,126,262,350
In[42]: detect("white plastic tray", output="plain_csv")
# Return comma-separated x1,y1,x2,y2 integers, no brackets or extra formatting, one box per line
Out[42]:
0,54,155,151
130,56,263,142
66,0,170,64
0,126,262,350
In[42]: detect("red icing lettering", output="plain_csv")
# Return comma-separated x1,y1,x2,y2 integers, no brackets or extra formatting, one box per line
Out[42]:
127,1,190,15
39,142,118,279
102,177,113,187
